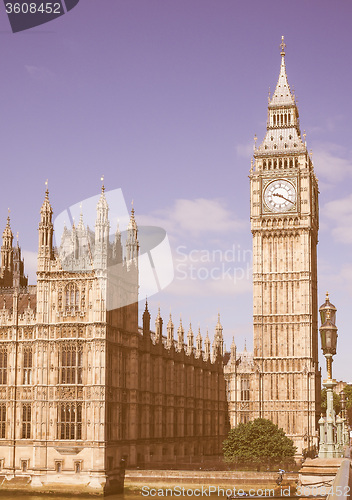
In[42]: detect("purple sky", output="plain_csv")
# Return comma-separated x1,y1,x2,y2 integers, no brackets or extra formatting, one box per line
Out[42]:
1,1,352,381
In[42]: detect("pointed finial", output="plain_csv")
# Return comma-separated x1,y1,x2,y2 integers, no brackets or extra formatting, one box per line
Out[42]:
16,232,19,244
254,134,257,150
101,175,105,193
326,291,329,301
131,199,134,216
280,35,286,56
44,179,49,198
244,338,247,351
303,130,306,144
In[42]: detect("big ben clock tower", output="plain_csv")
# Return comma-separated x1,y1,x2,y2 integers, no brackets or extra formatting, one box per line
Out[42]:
250,37,320,454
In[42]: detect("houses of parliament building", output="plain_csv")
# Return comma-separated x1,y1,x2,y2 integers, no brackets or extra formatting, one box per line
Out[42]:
0,186,228,494
0,37,322,495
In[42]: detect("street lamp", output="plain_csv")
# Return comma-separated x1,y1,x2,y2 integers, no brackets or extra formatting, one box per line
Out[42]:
318,292,340,458
340,390,350,447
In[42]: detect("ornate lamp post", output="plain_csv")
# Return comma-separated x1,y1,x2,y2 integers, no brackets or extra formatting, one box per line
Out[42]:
318,292,339,458
340,390,350,447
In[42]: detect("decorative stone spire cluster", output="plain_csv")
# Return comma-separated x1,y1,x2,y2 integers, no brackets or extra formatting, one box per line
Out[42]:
58,181,138,282
142,306,225,362
0,211,28,289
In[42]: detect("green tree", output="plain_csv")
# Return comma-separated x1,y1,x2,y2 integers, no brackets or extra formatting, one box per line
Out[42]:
223,418,296,470
321,388,341,416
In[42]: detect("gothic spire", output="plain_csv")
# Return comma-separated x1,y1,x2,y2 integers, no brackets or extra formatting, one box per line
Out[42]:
196,327,203,355
94,180,110,269
167,313,174,348
1,213,13,278
269,36,295,107
255,36,306,156
187,322,194,354
143,298,151,335
214,312,224,356
177,317,184,351
2,213,13,248
155,307,163,341
230,336,237,360
38,184,54,267
204,330,211,361
126,202,139,263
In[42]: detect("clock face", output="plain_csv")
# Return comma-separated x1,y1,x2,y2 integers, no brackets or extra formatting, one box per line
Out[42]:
263,179,296,212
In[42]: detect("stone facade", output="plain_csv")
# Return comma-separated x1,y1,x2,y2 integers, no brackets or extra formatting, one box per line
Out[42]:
0,186,228,495
225,38,321,456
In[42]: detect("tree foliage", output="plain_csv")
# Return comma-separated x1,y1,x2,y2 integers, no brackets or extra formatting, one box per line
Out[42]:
223,418,296,469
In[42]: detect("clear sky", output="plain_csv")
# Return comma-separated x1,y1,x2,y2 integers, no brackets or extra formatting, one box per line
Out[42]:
1,0,352,381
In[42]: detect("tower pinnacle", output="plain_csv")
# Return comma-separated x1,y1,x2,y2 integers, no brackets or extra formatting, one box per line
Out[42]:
280,35,286,56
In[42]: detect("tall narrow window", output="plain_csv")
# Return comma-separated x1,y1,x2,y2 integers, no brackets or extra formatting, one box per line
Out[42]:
241,376,250,401
65,284,79,313
0,347,7,385
22,404,31,439
60,343,82,384
57,403,82,440
0,403,6,438
23,346,32,385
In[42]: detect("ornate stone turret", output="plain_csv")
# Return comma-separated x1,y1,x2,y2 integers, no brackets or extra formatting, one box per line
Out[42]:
230,337,237,361
143,299,151,335
112,219,123,263
0,214,13,285
187,323,194,354
155,307,163,342
13,237,28,290
126,202,139,266
204,330,210,361
94,181,110,270
196,328,202,356
177,318,184,351
213,313,224,357
37,186,54,272
166,313,174,348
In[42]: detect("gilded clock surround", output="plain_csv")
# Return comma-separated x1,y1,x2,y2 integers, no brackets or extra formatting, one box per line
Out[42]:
262,177,298,213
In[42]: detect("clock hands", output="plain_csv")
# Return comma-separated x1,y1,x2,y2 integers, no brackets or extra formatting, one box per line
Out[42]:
273,192,295,204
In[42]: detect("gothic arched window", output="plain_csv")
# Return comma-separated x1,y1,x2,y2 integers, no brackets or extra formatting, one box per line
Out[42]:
0,348,7,385
23,346,32,385
65,284,80,313
60,342,83,385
